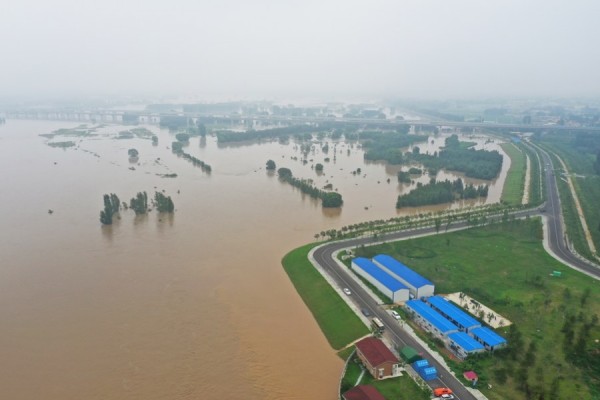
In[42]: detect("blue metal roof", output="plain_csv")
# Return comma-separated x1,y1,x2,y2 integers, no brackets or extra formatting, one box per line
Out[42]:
412,359,429,370
405,300,458,334
448,332,485,352
422,367,437,375
427,296,481,329
352,258,408,292
470,327,507,347
373,254,433,289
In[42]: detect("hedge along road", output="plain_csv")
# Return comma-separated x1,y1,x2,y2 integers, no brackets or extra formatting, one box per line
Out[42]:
309,146,600,400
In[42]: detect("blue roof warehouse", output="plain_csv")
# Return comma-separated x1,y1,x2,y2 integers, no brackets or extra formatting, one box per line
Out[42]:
372,254,435,299
351,258,410,303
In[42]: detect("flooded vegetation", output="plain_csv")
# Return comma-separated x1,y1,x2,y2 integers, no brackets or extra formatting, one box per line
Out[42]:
0,119,511,400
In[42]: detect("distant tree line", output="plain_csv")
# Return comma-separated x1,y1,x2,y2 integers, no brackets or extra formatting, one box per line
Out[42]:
277,167,343,208
186,121,207,137
396,178,488,208
216,125,316,143
175,133,190,142
160,115,188,131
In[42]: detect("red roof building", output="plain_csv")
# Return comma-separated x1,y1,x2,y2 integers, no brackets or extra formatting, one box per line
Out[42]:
355,337,401,380
342,385,385,400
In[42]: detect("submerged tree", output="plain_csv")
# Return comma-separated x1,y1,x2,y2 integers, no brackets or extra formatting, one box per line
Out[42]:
130,191,148,215
175,133,190,142
99,194,114,225
110,193,120,214
266,159,276,170
321,192,343,208
154,191,175,213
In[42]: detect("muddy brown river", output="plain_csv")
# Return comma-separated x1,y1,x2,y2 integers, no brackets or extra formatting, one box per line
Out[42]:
0,120,509,400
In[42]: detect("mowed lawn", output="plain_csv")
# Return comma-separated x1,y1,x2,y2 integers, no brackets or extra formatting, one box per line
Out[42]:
355,218,600,400
282,244,369,350
500,143,526,205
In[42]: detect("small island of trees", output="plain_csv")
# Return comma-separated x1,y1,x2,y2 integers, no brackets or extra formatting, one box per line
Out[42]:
396,178,488,208
277,167,343,208
100,191,176,224
362,133,502,181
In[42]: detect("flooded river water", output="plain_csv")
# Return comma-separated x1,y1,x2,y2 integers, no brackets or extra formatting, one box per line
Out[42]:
0,120,509,400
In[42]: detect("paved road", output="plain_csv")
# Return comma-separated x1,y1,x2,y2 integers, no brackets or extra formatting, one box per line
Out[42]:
311,143,600,399
533,144,600,277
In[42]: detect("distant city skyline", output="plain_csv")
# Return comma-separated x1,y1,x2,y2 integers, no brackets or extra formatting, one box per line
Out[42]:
2,0,600,100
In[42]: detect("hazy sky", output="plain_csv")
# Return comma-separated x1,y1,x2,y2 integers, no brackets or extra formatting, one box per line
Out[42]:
2,0,600,100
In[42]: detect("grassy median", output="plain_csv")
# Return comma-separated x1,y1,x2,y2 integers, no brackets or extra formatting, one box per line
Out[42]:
500,142,526,205
282,243,370,350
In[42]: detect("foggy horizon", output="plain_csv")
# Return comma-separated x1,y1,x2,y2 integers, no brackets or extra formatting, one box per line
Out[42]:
2,0,600,101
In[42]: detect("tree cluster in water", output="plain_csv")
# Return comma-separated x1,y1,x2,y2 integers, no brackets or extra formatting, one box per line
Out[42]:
171,142,212,172
396,178,488,208
154,192,174,212
277,167,343,208
362,133,502,180
361,128,428,164
129,191,149,215
412,135,503,180
100,191,175,224
99,193,121,224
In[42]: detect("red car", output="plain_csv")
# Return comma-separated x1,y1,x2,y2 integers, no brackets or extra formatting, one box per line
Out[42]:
434,388,453,397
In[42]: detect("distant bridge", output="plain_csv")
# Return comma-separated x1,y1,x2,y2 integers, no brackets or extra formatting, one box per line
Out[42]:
5,109,600,132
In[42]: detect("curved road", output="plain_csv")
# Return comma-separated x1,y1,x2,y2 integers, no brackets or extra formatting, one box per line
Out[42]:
311,144,600,400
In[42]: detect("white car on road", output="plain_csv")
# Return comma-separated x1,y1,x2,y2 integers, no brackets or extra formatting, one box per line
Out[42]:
390,310,401,320
343,288,351,295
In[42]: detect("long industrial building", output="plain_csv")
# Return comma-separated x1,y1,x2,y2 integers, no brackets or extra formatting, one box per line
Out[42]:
470,327,507,351
372,254,435,299
426,296,481,333
351,258,410,303
405,299,458,340
447,332,485,359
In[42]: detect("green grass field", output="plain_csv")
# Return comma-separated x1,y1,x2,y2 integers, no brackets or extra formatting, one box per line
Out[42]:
354,219,600,400
500,143,526,205
281,244,369,350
